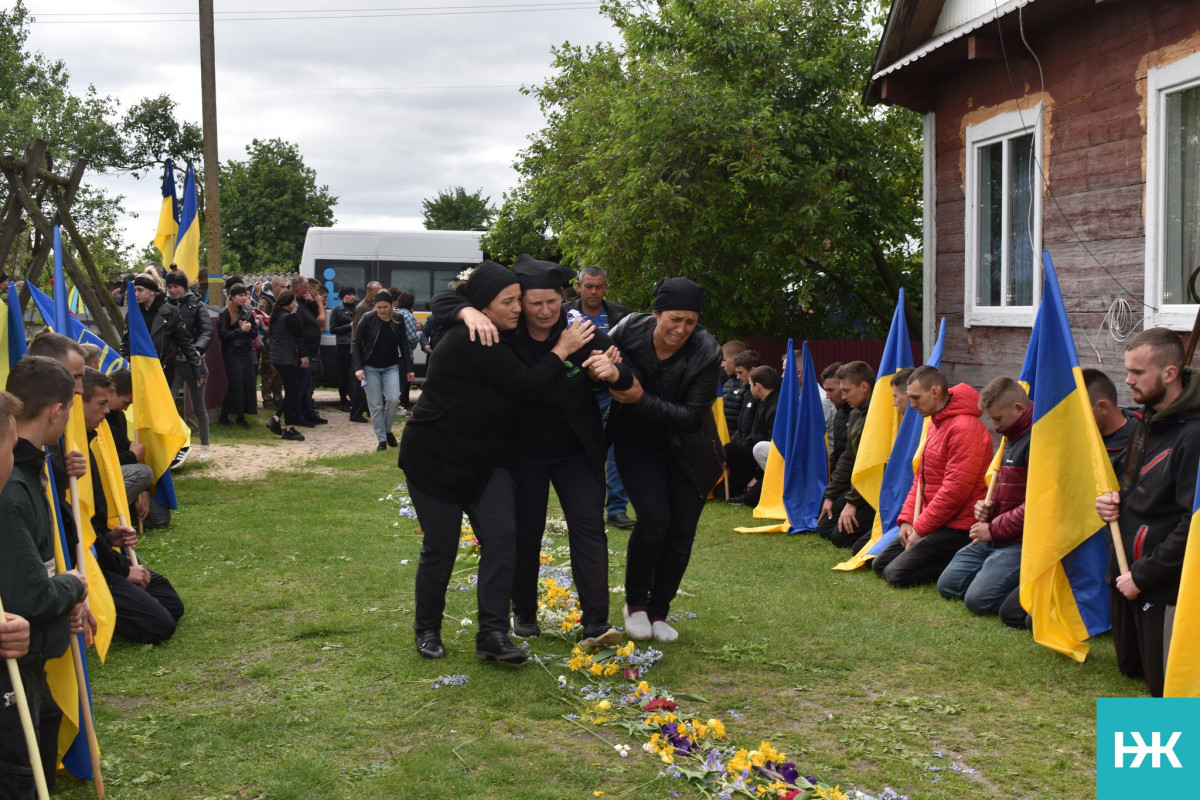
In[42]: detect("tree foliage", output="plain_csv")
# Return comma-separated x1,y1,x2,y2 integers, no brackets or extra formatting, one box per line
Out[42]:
218,137,337,274
421,186,495,231
487,0,922,340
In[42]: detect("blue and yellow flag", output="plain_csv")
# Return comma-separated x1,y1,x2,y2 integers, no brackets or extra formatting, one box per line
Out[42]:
1019,251,1117,662
92,419,132,531
125,281,188,485
0,282,29,385
1164,458,1200,696
747,341,798,526
27,281,128,375
836,318,946,570
175,161,200,281
154,159,179,266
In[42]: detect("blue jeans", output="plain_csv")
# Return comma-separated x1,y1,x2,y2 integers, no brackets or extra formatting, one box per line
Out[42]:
937,540,1023,616
596,392,629,517
364,364,400,443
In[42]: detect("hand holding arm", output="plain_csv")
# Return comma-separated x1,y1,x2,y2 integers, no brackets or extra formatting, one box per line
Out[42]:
551,320,595,360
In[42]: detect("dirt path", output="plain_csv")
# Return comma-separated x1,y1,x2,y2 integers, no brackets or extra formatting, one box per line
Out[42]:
177,389,411,482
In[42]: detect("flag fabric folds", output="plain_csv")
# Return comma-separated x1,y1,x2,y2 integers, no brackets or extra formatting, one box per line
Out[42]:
154,159,179,266
0,283,28,386
27,281,128,375
175,161,201,281
125,281,187,485
748,343,797,525
92,419,132,530
1018,251,1117,662
1164,459,1200,696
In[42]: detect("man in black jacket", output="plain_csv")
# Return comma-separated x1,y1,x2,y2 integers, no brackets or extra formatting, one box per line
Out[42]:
290,276,327,426
724,365,779,506
818,361,877,549
1097,327,1200,696
330,286,357,410
120,273,207,391
165,269,212,457
566,266,636,529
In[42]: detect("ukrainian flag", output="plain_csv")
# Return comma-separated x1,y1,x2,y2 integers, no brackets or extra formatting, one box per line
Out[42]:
125,281,188,484
27,281,128,374
92,418,132,530
175,161,201,281
836,318,947,570
1019,251,1116,662
1165,458,1200,696
0,283,29,386
154,159,179,266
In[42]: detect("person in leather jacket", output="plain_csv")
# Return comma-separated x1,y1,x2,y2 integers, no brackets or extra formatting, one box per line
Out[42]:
217,283,258,426
120,273,207,390
165,269,212,451
584,277,723,644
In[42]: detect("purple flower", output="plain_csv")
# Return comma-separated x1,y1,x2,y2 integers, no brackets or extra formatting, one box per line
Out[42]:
777,762,800,784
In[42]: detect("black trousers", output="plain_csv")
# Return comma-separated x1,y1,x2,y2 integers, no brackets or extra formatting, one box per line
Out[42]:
336,343,353,404
512,452,609,628
1112,590,1173,697
221,348,256,420
275,363,301,426
999,585,1032,630
723,440,760,496
872,525,969,587
0,660,60,797
816,493,877,549
615,443,705,620
351,380,368,418
410,468,517,634
108,570,185,644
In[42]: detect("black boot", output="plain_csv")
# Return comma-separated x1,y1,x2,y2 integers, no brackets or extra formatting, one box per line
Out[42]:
415,629,445,659
475,631,528,664
511,613,541,639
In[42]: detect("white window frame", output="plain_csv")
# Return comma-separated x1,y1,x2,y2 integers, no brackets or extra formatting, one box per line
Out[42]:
963,104,1043,327
1145,50,1200,331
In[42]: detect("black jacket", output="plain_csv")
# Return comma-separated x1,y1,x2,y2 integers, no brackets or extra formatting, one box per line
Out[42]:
828,401,851,475
1114,368,1200,603
350,311,411,373
722,376,747,433
169,290,213,357
608,312,723,496
120,292,207,377
330,303,354,346
0,439,86,665
750,389,779,444
218,306,257,354
268,308,308,367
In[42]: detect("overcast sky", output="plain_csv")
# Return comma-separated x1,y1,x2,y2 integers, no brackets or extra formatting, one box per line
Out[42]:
19,1,617,252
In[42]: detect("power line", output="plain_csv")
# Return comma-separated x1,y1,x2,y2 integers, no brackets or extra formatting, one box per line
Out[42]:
29,2,603,24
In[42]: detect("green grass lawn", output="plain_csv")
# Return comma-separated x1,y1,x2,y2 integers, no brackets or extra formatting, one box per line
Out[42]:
53,450,1141,799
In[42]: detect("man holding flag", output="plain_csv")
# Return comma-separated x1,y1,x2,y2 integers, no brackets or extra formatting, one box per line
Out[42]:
1097,327,1200,697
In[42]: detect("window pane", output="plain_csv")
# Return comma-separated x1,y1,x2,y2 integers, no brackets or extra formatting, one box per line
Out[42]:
314,261,366,308
1166,86,1200,305
1008,133,1035,307
977,142,1003,306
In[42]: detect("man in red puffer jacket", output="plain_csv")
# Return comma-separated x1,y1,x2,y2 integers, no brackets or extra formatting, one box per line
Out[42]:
937,377,1031,614
873,366,993,587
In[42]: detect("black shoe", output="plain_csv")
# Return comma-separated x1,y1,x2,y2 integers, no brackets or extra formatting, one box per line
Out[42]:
340,403,354,412
310,415,329,425
217,417,232,425
386,432,398,448
376,441,388,452
579,624,623,648
511,614,541,639
282,428,305,441
266,417,283,435
607,512,636,529
416,629,445,659
295,419,317,428
726,495,746,505
169,447,189,470
348,415,368,423
236,417,250,427
475,631,528,664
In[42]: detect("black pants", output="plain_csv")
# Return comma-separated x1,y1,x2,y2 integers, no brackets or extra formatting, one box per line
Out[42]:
410,468,517,634
221,348,256,420
615,443,705,620
724,440,760,496
999,585,1032,630
0,661,60,797
336,343,353,404
1113,590,1173,696
512,452,609,627
816,493,877,549
109,570,185,644
872,525,969,587
351,380,368,419
275,363,301,426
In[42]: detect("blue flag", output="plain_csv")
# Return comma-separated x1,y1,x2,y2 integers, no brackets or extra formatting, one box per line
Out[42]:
26,282,128,375
782,341,829,531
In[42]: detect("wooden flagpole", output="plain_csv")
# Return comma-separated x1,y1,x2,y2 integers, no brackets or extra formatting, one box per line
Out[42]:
66,474,105,797
0,595,51,800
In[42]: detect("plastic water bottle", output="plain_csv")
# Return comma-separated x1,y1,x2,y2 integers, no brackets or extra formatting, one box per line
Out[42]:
566,309,583,328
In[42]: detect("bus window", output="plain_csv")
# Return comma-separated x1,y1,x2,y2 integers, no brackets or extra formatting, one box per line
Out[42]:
386,266,432,305
433,268,463,295
316,261,367,306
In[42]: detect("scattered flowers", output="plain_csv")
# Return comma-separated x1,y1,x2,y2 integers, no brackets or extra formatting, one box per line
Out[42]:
430,674,469,689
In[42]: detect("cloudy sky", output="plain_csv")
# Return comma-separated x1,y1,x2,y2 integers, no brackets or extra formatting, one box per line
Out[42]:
19,1,617,251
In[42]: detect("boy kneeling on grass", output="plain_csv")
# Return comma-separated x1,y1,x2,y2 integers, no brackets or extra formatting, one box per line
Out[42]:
0,356,91,797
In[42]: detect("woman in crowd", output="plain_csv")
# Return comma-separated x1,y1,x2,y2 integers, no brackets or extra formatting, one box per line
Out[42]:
217,283,257,426
352,289,412,452
400,261,594,664
586,277,723,643
393,289,419,412
264,289,306,442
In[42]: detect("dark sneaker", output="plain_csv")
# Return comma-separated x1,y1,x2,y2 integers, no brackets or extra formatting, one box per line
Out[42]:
579,625,623,648
607,512,636,529
376,441,388,452
475,631,529,664
386,432,398,448
169,447,189,470
266,417,283,435
310,415,329,425
348,415,368,423
416,629,445,659
511,615,541,639
282,428,305,441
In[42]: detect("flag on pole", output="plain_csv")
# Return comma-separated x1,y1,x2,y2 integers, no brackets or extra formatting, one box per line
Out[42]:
1165,458,1200,695
154,159,179,266
125,281,187,487
0,283,29,385
747,342,798,525
92,418,132,531
836,318,946,570
175,161,200,281
1019,251,1117,662
26,281,128,375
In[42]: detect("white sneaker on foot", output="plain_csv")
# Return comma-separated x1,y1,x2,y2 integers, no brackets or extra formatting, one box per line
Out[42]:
623,605,652,640
196,446,212,461
651,620,678,643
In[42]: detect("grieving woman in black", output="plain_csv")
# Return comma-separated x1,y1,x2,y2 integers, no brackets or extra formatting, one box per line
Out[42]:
265,290,307,442
399,261,595,663
432,254,626,649
217,283,257,426
586,277,722,643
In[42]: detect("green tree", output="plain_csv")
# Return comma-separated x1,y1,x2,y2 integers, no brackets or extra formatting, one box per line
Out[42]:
480,183,560,262
495,0,922,339
218,137,337,273
421,186,495,231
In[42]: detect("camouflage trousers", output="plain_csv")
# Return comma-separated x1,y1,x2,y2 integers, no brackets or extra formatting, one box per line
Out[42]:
260,342,283,408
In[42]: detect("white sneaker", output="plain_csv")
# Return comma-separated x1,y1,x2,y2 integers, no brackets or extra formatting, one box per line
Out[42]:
651,620,678,643
196,446,212,461
623,605,652,641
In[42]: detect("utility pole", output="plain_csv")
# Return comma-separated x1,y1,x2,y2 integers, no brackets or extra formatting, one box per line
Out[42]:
199,0,221,299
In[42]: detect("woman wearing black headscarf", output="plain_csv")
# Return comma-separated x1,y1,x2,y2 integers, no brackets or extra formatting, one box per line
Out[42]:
399,261,595,663
586,277,723,644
